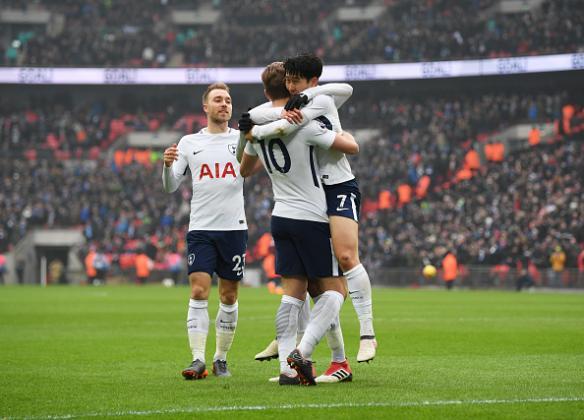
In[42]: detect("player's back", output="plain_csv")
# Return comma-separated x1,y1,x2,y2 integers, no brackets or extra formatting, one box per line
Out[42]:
301,95,354,186
245,115,335,223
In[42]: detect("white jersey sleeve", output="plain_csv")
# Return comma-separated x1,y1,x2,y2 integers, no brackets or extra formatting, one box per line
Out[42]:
249,102,282,125
250,104,297,140
302,120,336,150
250,95,340,141
162,141,189,193
302,83,353,109
299,95,342,132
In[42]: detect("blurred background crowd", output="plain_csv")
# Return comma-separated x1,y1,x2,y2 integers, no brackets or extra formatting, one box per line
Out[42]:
0,0,583,288
1,0,582,67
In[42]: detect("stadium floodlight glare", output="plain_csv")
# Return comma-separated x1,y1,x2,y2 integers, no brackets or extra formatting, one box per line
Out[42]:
0,53,582,85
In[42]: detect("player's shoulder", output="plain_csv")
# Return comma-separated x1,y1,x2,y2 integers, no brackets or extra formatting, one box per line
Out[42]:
179,128,238,143
310,94,335,108
251,101,272,112
224,127,241,138
202,127,240,140
297,119,331,137
177,131,203,144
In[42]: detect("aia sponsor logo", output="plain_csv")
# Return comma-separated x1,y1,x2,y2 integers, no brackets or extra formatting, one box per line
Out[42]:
199,162,237,180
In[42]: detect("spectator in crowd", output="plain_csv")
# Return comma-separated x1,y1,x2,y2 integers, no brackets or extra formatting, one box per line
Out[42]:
93,246,110,285
515,248,535,291
15,257,24,285
135,248,153,285
441,250,458,290
84,246,97,285
578,246,584,287
549,245,566,287
0,253,6,284
48,258,65,284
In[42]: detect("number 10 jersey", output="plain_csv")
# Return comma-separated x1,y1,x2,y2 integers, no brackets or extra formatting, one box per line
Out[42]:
245,113,336,223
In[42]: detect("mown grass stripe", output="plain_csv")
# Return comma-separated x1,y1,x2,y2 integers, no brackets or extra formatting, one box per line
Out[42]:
10,396,584,419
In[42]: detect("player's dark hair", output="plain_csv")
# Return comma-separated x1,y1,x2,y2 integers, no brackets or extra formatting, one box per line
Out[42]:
283,53,323,80
261,62,289,100
202,82,230,103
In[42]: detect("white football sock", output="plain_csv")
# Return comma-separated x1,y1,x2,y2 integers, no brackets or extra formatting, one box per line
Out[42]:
214,301,238,362
297,293,310,344
298,290,344,360
326,314,346,362
345,264,375,337
276,294,303,375
312,294,346,362
187,299,209,363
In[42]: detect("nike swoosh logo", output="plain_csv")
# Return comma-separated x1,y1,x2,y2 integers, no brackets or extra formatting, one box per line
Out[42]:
348,291,357,295
336,207,348,211
193,150,203,155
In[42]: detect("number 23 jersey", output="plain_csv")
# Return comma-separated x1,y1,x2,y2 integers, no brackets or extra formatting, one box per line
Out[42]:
171,128,247,232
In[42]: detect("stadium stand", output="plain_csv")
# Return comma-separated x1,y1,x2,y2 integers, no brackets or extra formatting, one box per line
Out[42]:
0,1,582,287
1,0,582,66
1,88,582,286
328,0,584,63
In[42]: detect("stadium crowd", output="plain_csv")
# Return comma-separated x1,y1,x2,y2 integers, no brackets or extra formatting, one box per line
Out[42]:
1,90,582,282
0,89,566,162
0,96,207,159
356,140,584,271
328,0,583,63
1,0,582,67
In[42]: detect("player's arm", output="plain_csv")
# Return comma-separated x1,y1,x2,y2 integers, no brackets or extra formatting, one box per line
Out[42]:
240,142,260,178
236,131,247,163
295,95,338,125
249,102,282,125
331,130,359,155
251,94,344,140
249,95,335,140
240,155,264,177
281,95,341,130
303,121,359,155
237,112,255,162
299,83,353,109
162,141,188,193
244,102,297,142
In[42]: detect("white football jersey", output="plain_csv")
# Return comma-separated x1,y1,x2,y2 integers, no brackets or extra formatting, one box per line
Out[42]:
162,128,247,231
245,110,335,223
251,93,354,186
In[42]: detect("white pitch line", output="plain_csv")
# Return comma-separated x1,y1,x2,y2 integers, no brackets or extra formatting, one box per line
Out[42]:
8,396,584,419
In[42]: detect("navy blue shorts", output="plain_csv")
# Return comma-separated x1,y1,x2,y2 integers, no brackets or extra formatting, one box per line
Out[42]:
271,216,340,279
324,178,361,221
186,230,248,281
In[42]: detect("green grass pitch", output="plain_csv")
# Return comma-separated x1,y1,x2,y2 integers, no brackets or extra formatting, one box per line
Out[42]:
1,285,583,419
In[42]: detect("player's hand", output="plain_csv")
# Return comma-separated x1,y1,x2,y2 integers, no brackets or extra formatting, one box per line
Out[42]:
282,109,303,124
163,143,178,167
238,112,254,133
284,93,309,111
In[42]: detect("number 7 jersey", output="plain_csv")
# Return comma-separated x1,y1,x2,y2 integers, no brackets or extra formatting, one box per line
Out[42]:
244,112,336,223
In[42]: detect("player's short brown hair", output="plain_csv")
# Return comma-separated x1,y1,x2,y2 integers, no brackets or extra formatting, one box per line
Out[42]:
261,62,289,101
202,82,230,104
